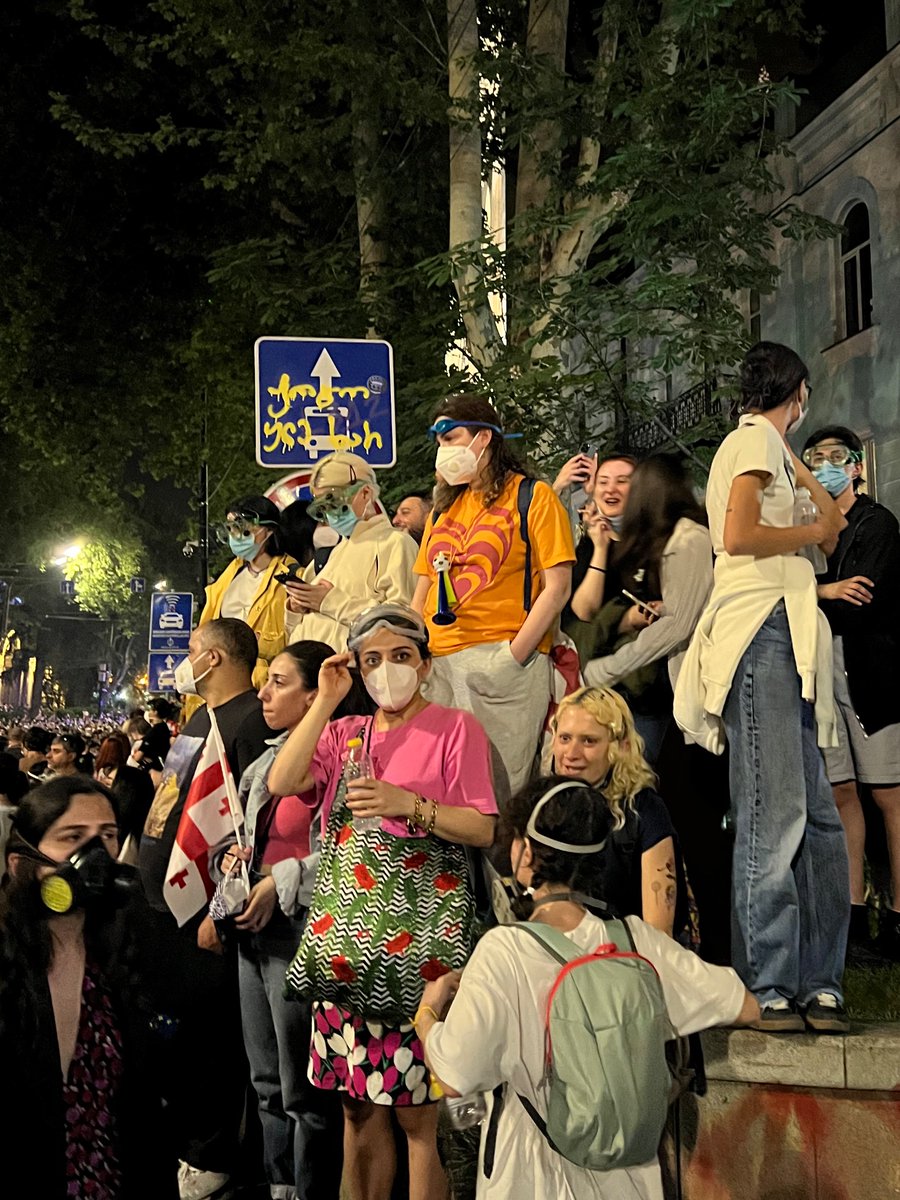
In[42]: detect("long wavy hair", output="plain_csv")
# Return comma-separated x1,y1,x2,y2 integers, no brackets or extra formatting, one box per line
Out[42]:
550,687,656,829
431,394,531,514
615,454,706,598
0,776,142,1038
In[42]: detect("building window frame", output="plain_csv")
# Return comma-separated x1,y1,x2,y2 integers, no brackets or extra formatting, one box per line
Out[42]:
839,201,874,339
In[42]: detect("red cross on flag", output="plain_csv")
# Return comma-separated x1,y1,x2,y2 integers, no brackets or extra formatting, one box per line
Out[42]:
164,709,243,927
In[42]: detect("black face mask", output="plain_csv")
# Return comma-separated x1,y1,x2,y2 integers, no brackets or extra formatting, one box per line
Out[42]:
22,835,139,915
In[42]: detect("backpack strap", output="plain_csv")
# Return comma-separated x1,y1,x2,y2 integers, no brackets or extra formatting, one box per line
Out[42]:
517,476,537,613
513,920,578,965
481,1084,505,1180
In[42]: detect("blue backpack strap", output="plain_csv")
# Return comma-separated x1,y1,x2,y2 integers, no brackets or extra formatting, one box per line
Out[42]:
517,476,537,613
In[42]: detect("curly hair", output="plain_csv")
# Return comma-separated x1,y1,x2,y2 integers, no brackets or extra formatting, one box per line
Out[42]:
550,687,656,830
503,775,612,894
431,394,531,514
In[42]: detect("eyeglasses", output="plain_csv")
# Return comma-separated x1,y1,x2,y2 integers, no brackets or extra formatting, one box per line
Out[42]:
801,445,862,468
307,483,364,523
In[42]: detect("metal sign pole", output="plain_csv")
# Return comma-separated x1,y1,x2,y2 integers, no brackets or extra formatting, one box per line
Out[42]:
199,394,209,598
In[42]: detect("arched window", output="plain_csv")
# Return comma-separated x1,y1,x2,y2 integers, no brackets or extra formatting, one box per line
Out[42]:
841,202,873,337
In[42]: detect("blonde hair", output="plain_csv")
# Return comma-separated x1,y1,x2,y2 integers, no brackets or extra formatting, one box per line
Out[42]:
550,687,656,830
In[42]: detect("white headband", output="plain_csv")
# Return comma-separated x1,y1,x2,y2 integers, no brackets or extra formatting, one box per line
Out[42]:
525,780,608,854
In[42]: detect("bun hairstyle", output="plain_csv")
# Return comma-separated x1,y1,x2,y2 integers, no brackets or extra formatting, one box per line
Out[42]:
504,775,612,893
737,341,808,417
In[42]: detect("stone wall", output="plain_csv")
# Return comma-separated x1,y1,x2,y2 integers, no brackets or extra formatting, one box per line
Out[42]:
661,1025,900,1199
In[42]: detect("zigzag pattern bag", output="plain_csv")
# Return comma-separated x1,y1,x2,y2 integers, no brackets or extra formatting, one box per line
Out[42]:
285,774,476,1022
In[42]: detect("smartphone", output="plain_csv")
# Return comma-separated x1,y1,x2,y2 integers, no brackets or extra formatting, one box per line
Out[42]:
580,441,599,459
622,588,661,617
274,566,303,585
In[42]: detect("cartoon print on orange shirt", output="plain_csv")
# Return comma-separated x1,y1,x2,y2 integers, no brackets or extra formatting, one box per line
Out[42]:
429,503,517,607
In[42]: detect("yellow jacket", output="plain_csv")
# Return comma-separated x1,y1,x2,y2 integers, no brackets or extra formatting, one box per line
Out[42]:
181,553,297,721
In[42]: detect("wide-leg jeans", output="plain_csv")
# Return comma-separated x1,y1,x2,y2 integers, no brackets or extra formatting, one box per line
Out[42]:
722,602,850,1006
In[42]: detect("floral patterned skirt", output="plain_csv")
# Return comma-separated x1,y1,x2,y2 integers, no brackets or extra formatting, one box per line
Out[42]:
308,1001,442,1106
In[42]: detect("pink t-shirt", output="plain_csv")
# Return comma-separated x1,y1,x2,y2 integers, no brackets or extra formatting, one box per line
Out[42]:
260,795,313,866
308,703,498,839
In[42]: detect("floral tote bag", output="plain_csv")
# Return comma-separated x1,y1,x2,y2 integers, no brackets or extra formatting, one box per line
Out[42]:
285,774,476,1022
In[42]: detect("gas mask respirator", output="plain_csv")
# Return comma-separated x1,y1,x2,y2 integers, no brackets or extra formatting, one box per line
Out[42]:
21,835,139,915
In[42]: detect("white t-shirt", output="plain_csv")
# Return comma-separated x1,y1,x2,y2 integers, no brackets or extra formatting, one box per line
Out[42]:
426,914,745,1200
220,565,262,619
705,415,796,556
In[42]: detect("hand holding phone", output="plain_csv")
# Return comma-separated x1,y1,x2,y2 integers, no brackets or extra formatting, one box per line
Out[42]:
275,564,303,585
621,589,664,619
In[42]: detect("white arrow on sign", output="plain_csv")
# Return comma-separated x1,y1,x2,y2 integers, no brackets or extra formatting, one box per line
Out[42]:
165,655,176,669
311,347,340,407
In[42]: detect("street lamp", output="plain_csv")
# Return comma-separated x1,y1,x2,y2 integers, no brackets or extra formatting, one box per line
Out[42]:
51,543,83,567
154,579,169,591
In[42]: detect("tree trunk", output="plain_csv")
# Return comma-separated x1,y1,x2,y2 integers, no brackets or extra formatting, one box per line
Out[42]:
447,0,500,369
513,0,570,256
352,87,389,339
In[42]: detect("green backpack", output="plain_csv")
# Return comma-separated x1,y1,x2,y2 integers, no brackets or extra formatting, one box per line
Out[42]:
486,917,674,1175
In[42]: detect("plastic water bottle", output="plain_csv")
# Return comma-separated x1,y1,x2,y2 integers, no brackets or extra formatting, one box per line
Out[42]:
443,1091,488,1129
345,737,380,832
793,487,828,575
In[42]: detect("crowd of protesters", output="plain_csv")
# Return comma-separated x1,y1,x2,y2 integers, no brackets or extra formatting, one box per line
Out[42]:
1,344,899,1200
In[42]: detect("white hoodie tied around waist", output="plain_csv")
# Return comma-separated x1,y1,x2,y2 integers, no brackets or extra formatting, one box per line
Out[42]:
673,547,837,755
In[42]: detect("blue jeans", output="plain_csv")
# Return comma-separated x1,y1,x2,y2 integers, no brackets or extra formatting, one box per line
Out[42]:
238,912,343,1199
632,712,670,766
722,603,850,1007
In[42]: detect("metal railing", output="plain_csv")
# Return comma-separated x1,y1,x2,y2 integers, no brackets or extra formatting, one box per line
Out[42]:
624,378,721,455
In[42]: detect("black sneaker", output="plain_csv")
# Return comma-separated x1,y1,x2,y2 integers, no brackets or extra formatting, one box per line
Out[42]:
802,993,851,1035
747,999,805,1033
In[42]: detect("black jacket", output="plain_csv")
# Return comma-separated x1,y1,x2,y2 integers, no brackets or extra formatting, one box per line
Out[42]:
819,492,900,735
0,916,177,1199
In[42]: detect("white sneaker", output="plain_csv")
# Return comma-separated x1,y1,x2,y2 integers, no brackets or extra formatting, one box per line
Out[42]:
177,1161,231,1200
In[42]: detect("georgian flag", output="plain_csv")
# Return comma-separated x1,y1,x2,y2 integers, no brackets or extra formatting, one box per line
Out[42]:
164,710,243,927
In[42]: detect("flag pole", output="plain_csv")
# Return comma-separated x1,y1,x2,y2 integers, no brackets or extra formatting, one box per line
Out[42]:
207,708,245,850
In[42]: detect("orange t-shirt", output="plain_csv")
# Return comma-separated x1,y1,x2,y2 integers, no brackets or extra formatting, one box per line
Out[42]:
414,475,575,656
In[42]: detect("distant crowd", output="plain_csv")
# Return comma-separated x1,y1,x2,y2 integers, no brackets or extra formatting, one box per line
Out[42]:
1,343,899,1200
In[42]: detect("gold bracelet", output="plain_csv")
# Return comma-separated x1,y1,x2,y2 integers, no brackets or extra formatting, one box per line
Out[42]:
414,1004,440,1027
407,793,423,835
425,798,438,835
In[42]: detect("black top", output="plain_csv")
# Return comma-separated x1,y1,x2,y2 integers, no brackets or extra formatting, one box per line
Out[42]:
110,764,155,842
138,690,273,911
594,787,687,938
0,913,177,1199
818,492,900,735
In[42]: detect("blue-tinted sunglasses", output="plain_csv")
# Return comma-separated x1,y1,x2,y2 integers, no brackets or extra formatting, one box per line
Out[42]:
427,418,523,439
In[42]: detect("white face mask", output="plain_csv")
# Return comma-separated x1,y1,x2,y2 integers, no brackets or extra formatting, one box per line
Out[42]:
313,524,341,549
787,392,808,436
363,661,420,712
435,436,488,486
174,650,212,697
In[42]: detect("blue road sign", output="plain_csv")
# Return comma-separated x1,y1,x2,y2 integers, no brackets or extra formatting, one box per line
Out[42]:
255,337,396,469
149,591,193,651
148,650,188,693
130,576,146,595
60,579,75,597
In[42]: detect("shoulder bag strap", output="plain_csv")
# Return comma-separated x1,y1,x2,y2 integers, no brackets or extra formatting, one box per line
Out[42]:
517,476,537,612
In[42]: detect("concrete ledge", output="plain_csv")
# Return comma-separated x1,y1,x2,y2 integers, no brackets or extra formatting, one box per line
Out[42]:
701,1022,900,1091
